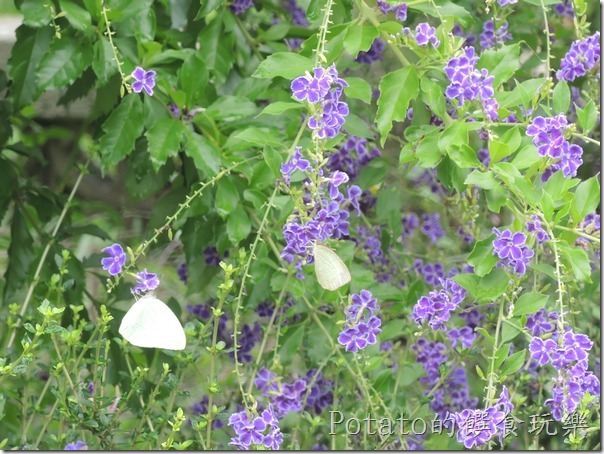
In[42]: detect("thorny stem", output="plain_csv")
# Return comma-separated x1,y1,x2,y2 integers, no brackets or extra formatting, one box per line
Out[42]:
6,159,89,350
484,296,505,409
101,1,129,94
539,0,553,107
314,0,335,66
542,221,567,326
554,224,600,244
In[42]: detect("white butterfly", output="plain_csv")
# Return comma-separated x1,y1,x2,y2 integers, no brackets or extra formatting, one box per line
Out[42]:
119,295,186,350
313,243,352,291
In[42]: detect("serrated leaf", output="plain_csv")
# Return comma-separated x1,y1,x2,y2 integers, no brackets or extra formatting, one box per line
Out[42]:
60,0,92,30
513,292,548,317
227,208,252,244
571,176,600,223
98,94,144,168
500,349,526,376
145,118,186,171
552,80,570,114
20,0,52,27
259,102,304,116
178,53,208,106
478,43,520,88
376,66,419,145
4,209,35,302
8,25,53,109
92,38,118,86
467,235,498,277
252,52,314,80
344,77,372,104
183,130,221,177
36,36,93,92
343,25,379,57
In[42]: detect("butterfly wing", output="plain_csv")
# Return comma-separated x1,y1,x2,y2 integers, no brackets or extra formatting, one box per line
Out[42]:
314,244,352,291
119,297,186,350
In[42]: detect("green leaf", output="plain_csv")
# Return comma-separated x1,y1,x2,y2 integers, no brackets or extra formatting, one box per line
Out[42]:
552,80,570,114
513,292,548,317
411,1,471,25
342,114,373,139
206,96,257,121
263,147,283,178
453,268,509,302
252,52,314,80
576,100,597,134
420,77,446,119
500,320,522,344
448,145,481,168
20,0,52,27
478,43,520,88
145,118,186,171
8,25,53,109
4,209,35,302
500,349,526,376
415,129,442,168
376,66,419,145
438,120,469,151
498,78,546,109
279,324,305,365
225,127,283,150
178,53,208,106
92,38,118,86
511,144,541,170
259,102,304,116
36,36,93,92
560,244,592,282
344,77,372,104
494,343,511,370
227,208,252,244
490,126,521,163
343,25,379,57
198,14,234,83
485,184,507,213
571,176,600,223
60,0,92,31
215,177,239,218
467,235,498,277
183,130,221,177
98,94,144,167
194,0,225,18
465,170,498,189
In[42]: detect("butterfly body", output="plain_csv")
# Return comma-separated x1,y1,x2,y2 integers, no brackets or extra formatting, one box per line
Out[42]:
119,296,186,350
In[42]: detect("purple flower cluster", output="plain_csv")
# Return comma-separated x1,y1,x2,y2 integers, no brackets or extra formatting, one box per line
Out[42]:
377,0,407,21
448,326,476,349
401,212,419,239
444,47,499,121
556,32,600,81
421,213,445,243
291,65,349,139
131,67,156,96
337,290,381,353
229,0,253,15
230,322,262,364
417,260,445,286
526,115,583,179
328,136,381,180
577,213,600,248
204,246,228,266
492,228,534,275
452,23,476,47
554,0,573,17
356,38,386,64
354,225,398,283
479,20,512,49
412,340,478,416
412,279,467,330
101,243,126,276
65,441,88,450
255,368,334,416
283,0,308,26
497,0,517,5
228,406,283,450
525,215,550,244
529,330,600,420
525,308,558,336
191,395,225,429
177,262,187,284
131,269,160,295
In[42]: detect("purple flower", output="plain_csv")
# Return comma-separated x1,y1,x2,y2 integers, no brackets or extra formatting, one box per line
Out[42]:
177,262,187,284
204,246,228,266
377,0,407,21
338,290,381,352
291,67,333,103
497,0,517,5
492,228,534,275
101,243,126,276
554,0,573,16
444,47,499,121
356,38,386,63
525,308,555,336
284,0,308,26
229,406,282,449
412,279,467,331
281,147,310,184
327,136,380,180
130,67,156,96
415,23,439,47
526,215,550,244
557,32,600,81
229,0,253,14
131,269,160,294
65,441,88,450
421,213,445,243
453,407,505,448
479,20,512,49
448,326,476,349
